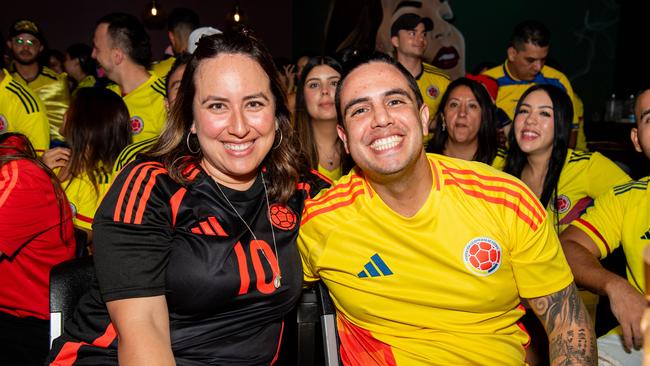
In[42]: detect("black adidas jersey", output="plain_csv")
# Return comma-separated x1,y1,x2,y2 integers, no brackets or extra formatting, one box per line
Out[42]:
48,157,327,365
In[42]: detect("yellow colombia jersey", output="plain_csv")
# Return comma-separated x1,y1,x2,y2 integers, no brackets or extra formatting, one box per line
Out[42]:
107,73,167,144
298,154,573,365
317,163,342,183
62,167,111,231
12,66,70,141
111,136,158,177
574,95,588,151
491,147,507,170
0,69,49,152
417,63,450,120
572,177,650,293
548,149,630,233
150,56,176,79
482,62,579,126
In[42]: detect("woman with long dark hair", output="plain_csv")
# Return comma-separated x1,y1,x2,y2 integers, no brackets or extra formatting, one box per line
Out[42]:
48,32,317,365
0,133,75,366
427,77,501,166
295,56,350,182
63,43,97,95
504,84,630,233
42,87,132,236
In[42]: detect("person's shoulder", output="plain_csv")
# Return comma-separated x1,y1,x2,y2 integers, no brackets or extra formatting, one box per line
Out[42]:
41,66,66,83
301,168,367,224
1,158,51,188
113,156,174,189
145,72,167,99
1,76,43,115
612,176,649,197
482,63,505,78
565,148,593,165
421,62,451,80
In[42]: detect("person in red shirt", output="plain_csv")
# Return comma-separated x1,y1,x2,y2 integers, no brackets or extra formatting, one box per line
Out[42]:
0,133,76,366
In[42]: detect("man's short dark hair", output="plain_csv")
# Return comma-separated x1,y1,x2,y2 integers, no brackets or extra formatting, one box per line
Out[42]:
165,53,192,93
335,53,424,126
97,12,152,67
510,20,550,51
168,8,199,33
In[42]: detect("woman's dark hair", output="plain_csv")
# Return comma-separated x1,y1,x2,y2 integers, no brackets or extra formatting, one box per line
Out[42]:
149,32,305,203
0,133,71,244
62,87,132,192
428,77,498,165
504,84,573,217
294,56,352,173
66,43,97,77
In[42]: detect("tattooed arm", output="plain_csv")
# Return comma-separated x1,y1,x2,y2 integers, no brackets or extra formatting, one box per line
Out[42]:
527,283,597,366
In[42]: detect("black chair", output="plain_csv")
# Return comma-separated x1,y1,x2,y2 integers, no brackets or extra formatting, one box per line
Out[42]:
49,256,95,347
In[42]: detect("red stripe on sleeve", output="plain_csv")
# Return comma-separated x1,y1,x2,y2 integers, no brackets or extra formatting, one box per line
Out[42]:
169,188,186,228
302,188,364,225
50,323,117,365
133,169,165,224
207,216,228,236
575,218,611,256
0,161,19,207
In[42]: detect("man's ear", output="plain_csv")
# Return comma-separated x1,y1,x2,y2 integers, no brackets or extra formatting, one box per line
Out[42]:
113,47,124,65
337,124,350,154
507,46,517,63
631,127,642,153
390,35,400,50
419,104,430,136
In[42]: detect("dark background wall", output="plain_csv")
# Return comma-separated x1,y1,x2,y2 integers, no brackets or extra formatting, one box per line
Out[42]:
1,0,292,61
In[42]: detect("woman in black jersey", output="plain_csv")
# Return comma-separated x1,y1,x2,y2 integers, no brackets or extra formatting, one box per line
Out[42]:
49,32,314,365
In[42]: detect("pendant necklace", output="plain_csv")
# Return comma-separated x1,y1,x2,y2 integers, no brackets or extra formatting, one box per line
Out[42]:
214,171,282,288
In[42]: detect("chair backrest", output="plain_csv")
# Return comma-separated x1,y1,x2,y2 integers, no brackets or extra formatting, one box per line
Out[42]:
49,256,95,347
317,281,340,366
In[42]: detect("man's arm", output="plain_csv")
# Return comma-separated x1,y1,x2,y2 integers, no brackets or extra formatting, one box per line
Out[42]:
561,226,646,349
527,282,597,365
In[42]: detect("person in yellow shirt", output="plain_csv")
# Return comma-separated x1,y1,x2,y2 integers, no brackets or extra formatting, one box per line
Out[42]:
483,21,581,146
92,13,167,144
299,54,595,365
294,56,350,183
42,87,131,237
0,68,49,153
150,7,199,78
7,20,70,144
63,43,97,96
561,88,650,365
112,54,190,176
504,84,630,234
389,13,450,143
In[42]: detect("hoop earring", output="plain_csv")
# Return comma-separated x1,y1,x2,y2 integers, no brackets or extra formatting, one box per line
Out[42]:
186,133,200,154
272,129,283,150
441,115,446,132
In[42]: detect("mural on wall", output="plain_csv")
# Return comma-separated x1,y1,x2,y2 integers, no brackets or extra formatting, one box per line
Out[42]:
375,0,465,79
324,0,465,79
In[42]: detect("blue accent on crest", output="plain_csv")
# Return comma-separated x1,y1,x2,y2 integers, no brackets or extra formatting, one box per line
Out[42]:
371,254,393,275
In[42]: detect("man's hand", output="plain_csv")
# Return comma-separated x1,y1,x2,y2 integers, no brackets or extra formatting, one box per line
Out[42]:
605,278,647,350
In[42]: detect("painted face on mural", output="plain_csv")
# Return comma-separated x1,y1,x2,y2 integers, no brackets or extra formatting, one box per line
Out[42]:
376,0,466,79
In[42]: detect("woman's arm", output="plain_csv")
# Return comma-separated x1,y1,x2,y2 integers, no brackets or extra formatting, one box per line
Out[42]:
106,295,175,365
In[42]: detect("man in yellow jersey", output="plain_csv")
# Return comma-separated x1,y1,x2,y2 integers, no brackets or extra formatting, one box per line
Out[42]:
390,13,449,131
150,7,199,78
93,13,167,144
112,54,189,175
298,54,595,365
561,88,650,365
7,20,69,145
482,20,584,149
0,51,49,153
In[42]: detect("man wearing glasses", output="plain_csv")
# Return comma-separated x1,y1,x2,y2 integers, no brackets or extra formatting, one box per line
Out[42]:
7,20,70,146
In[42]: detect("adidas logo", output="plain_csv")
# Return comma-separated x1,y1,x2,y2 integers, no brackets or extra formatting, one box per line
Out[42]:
358,253,393,278
641,228,650,240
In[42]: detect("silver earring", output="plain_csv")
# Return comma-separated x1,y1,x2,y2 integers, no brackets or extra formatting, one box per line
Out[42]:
272,129,283,149
440,116,446,132
186,133,200,154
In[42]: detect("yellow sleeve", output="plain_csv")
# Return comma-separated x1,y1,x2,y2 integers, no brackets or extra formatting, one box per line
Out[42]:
586,152,631,199
571,188,625,259
297,210,330,283
558,73,579,124
508,188,574,298
11,98,49,153
64,175,100,231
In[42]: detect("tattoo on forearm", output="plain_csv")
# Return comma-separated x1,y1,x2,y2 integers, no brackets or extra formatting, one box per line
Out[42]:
528,283,597,366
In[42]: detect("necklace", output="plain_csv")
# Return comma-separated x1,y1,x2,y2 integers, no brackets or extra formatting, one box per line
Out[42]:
214,171,282,289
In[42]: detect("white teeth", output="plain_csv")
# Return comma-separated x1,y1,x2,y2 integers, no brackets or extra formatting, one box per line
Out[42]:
439,53,455,61
224,142,253,151
370,136,403,151
522,131,539,138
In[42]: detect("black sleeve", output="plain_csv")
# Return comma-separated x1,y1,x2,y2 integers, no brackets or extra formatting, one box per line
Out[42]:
92,160,176,303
